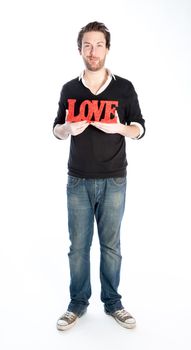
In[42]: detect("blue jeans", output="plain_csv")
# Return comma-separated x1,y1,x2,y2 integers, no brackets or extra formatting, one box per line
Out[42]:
66,176,126,316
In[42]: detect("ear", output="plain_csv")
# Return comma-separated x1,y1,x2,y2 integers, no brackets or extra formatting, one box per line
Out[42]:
78,48,82,56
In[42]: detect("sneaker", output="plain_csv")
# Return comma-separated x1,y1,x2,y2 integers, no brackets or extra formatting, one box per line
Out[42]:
107,309,136,329
57,311,78,331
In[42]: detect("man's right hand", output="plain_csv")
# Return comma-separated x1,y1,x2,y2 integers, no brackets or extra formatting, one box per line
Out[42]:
53,120,89,139
53,109,89,139
64,120,89,136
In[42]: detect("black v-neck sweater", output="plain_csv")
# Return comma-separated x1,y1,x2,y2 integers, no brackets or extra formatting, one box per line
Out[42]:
53,75,145,178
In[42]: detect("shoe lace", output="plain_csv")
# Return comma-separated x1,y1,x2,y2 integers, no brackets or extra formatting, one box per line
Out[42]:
114,309,132,321
62,311,76,321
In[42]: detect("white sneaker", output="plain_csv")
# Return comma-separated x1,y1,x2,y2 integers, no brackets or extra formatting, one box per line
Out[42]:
57,311,78,331
109,309,136,329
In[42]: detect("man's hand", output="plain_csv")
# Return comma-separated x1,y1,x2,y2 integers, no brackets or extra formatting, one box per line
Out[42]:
65,109,89,136
91,111,140,138
91,122,122,134
91,111,123,134
53,110,89,139
54,121,89,139
65,120,89,136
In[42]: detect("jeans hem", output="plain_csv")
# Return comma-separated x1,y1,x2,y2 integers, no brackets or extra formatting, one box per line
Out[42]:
68,302,89,317
104,302,124,314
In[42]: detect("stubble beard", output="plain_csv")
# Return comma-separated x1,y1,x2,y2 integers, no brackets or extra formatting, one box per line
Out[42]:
83,56,106,72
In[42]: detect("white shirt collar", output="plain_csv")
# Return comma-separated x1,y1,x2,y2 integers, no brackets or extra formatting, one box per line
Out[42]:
78,69,116,81
78,69,116,95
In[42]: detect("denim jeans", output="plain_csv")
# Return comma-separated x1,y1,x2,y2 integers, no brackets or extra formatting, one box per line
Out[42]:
66,175,126,316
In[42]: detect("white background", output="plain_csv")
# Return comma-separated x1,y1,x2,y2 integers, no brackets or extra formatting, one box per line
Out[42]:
0,0,191,349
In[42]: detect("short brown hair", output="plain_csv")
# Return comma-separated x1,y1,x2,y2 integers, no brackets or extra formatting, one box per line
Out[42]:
77,21,111,51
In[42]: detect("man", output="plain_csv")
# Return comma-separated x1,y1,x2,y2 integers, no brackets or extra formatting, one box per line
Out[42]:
53,21,145,331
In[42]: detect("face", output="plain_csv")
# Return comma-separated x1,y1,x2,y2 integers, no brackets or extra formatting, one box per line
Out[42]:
80,31,109,72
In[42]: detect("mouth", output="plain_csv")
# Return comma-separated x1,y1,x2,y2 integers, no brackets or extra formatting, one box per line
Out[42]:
88,57,99,62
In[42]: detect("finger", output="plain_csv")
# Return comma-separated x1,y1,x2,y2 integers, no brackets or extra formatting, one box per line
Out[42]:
115,110,120,123
65,109,69,121
91,122,106,127
78,120,88,125
91,123,103,129
74,123,89,135
78,124,89,132
92,124,109,132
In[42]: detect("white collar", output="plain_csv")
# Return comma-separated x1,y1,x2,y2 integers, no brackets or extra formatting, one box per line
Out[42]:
78,69,116,81
78,69,116,95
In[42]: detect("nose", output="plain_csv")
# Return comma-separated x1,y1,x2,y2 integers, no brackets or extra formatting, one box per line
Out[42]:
90,45,96,56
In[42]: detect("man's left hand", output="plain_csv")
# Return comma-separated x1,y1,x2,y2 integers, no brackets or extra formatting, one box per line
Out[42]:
91,111,141,138
91,111,123,134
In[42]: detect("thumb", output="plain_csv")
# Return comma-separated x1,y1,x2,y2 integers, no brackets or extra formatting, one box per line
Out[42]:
115,110,120,123
65,109,69,122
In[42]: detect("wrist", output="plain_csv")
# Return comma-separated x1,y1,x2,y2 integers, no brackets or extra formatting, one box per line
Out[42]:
118,124,127,136
54,124,69,139
119,124,140,138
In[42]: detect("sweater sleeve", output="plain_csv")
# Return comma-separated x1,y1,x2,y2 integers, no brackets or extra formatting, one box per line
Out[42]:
125,83,146,139
53,86,67,129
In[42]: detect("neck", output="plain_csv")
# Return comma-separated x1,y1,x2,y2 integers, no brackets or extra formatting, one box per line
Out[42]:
83,68,108,85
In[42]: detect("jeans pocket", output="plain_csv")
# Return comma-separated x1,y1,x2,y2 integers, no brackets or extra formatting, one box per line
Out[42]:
67,175,81,188
111,177,126,186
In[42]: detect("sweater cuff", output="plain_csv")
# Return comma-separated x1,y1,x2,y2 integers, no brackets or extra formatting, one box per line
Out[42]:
130,122,144,139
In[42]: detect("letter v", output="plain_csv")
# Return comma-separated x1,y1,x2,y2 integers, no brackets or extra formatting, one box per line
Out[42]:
91,100,106,121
